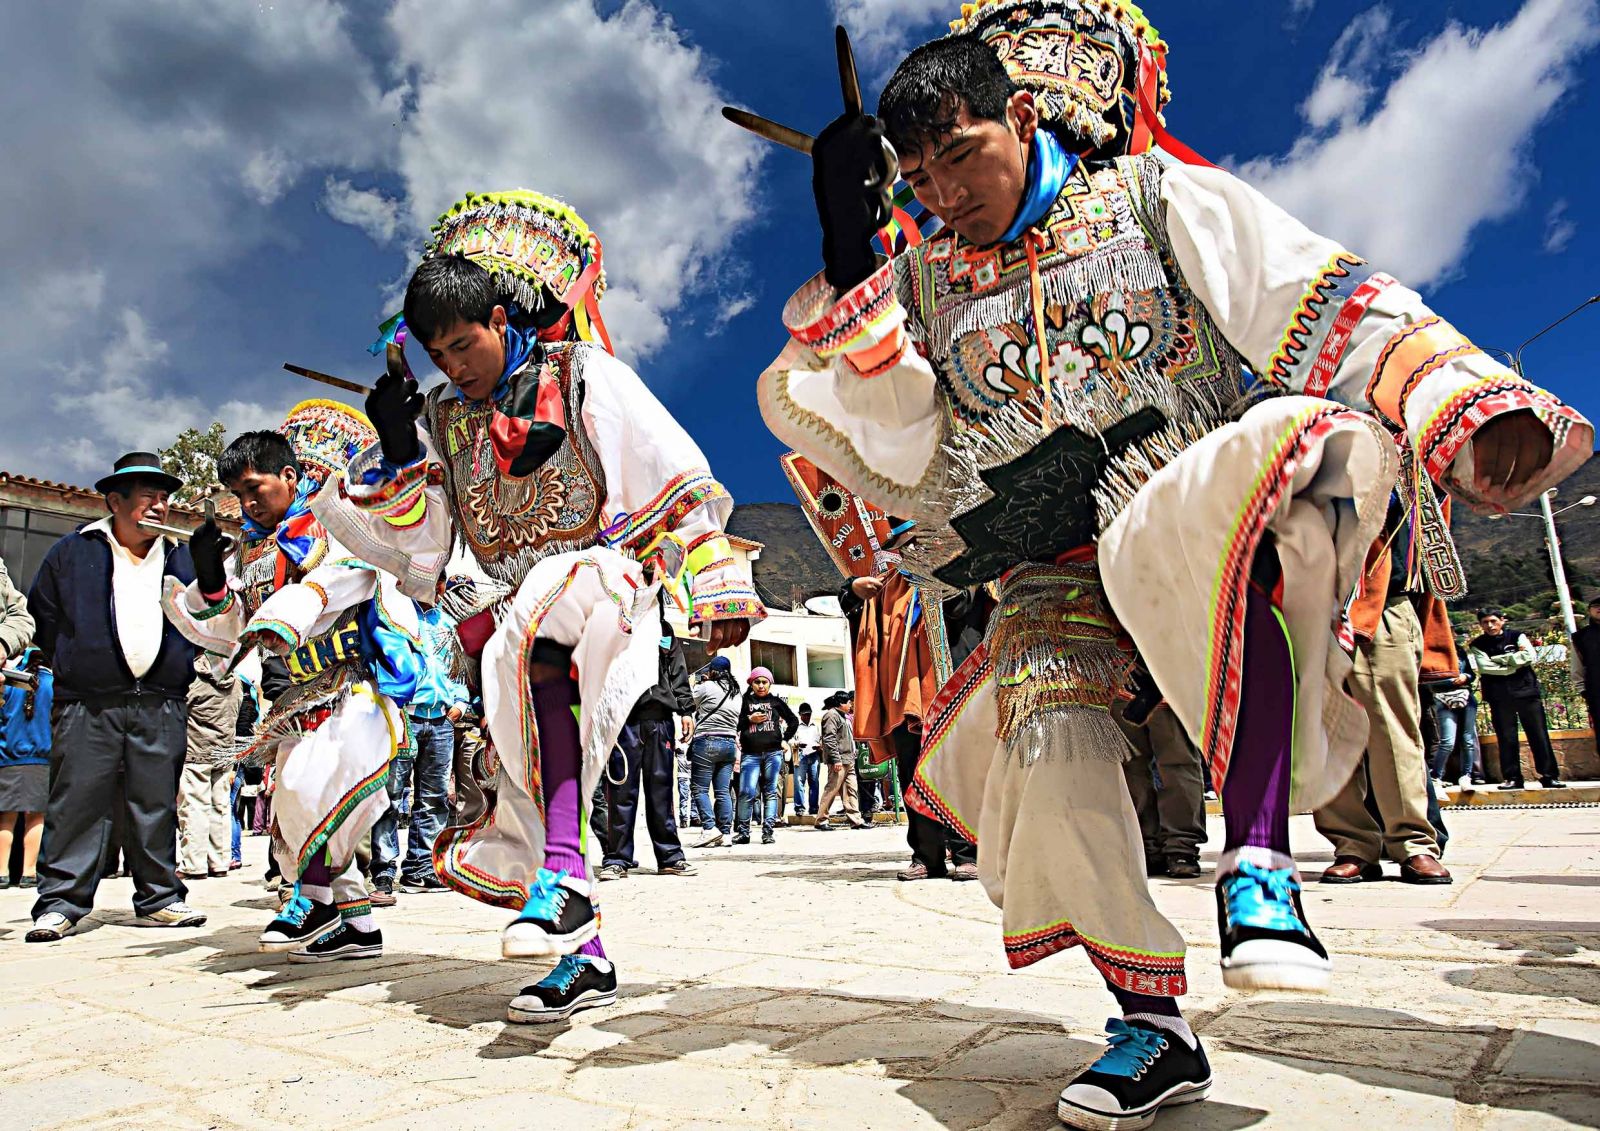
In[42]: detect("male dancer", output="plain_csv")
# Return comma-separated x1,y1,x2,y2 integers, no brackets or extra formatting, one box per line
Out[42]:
317,190,760,1022
165,402,422,962
755,5,1591,1126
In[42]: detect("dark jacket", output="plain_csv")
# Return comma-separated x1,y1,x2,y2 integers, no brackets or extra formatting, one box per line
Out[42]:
631,627,694,723
1572,623,1600,692
1469,629,1541,703
737,691,799,754
27,524,198,703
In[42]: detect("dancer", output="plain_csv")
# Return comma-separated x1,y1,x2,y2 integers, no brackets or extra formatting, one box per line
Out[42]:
165,402,422,963
316,190,760,1023
753,5,1591,1126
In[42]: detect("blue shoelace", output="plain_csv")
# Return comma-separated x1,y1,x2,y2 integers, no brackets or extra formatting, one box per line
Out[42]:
1090,1019,1168,1078
537,954,590,994
277,887,313,928
518,867,571,923
1222,862,1307,934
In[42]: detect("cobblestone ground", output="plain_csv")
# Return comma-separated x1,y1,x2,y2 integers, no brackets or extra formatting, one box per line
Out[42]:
3,807,1597,1130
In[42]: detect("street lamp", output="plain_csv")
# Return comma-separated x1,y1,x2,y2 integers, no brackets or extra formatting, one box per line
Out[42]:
1489,489,1597,635
1482,293,1600,637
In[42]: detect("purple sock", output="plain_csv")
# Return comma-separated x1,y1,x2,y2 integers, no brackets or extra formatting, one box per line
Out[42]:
532,674,588,883
299,852,332,887
1220,583,1295,864
1107,980,1182,1018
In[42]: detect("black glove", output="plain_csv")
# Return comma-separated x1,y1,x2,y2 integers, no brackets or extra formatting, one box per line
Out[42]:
812,111,896,292
366,366,424,466
190,519,230,599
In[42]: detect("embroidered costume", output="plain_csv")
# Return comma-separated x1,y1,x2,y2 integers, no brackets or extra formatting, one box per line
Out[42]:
163,400,422,957
760,0,1591,1008
315,190,761,1016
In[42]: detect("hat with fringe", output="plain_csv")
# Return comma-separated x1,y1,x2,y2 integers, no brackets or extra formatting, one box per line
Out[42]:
280,399,377,489
948,0,1171,156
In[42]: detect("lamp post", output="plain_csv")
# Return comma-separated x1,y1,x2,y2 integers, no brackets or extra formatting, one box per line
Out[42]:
1483,293,1600,637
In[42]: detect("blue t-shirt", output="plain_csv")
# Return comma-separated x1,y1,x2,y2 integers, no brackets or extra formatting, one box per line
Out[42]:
0,653,51,767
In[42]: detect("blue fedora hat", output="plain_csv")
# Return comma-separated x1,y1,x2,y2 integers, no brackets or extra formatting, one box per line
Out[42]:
95,451,183,495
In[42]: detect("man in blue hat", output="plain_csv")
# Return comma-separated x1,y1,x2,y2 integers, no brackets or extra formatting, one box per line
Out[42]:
26,452,207,941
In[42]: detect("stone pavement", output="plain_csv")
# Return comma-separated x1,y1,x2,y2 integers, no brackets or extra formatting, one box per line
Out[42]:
3,807,1597,1130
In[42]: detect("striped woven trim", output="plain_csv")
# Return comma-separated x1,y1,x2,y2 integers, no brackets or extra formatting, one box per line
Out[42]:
295,761,390,873
1364,316,1477,430
784,261,899,359
1417,377,1551,482
192,591,235,621
1264,252,1364,386
1003,920,1187,992
606,470,729,553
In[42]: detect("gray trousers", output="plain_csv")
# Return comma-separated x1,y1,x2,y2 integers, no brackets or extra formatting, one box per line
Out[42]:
1112,700,1208,860
33,697,188,922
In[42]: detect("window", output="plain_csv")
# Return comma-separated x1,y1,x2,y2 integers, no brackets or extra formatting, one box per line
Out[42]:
805,648,847,690
0,507,81,590
749,640,797,686
678,636,712,677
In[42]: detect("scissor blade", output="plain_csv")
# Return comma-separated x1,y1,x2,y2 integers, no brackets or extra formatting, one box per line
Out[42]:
836,25,863,117
721,107,815,155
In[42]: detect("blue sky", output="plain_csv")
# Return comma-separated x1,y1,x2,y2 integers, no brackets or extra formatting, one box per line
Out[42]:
1,1,1595,507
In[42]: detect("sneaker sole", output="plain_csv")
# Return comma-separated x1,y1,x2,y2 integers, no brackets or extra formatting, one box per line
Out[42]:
133,914,208,928
1057,1078,1210,1130
288,943,384,964
501,916,599,959
1222,955,1331,993
506,986,618,1024
259,921,342,952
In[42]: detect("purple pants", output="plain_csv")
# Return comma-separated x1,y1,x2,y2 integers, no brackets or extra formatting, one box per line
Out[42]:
532,675,607,959
1220,582,1295,858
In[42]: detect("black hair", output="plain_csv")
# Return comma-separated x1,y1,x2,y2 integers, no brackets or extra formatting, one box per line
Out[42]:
1476,607,1505,620
403,254,500,347
218,431,301,485
878,34,1019,157
1588,598,1600,608
798,703,813,717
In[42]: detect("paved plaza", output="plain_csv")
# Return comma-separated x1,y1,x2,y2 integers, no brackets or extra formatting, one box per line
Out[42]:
3,805,1598,1130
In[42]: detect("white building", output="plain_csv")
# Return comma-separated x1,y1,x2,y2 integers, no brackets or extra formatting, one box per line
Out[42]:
664,534,852,715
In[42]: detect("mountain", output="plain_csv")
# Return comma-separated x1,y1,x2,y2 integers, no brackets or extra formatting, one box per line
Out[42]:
727,502,844,611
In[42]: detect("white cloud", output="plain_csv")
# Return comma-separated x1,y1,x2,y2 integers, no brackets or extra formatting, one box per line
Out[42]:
1544,198,1577,254
322,178,402,244
831,0,952,72
1299,8,1391,129
1236,0,1600,289
384,0,764,366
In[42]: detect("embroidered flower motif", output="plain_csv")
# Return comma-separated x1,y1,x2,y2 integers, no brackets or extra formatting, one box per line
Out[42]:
982,338,1040,398
1048,342,1099,399
1079,310,1153,397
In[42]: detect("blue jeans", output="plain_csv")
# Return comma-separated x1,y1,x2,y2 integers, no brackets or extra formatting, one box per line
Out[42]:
1431,702,1481,779
795,752,821,815
373,716,454,884
690,736,737,835
229,769,243,864
677,761,691,826
735,751,783,837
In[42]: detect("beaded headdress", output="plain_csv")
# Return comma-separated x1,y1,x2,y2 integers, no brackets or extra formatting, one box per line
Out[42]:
948,0,1171,156
281,399,377,489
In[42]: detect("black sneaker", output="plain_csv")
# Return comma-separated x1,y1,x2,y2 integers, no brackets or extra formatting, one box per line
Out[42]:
1144,853,1166,878
1058,1019,1211,1131
399,875,448,893
1498,780,1525,790
259,892,343,952
507,955,619,1024
501,868,598,958
1217,862,1330,992
761,831,775,845
731,834,751,845
288,923,383,963
1165,854,1202,879
1541,777,1568,789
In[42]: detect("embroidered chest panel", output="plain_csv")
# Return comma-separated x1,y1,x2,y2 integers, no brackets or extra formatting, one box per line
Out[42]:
236,537,301,619
428,347,606,584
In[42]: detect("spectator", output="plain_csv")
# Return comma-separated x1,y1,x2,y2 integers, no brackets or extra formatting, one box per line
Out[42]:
1112,699,1207,879
1570,598,1600,758
1424,650,1482,789
228,670,263,871
688,657,742,847
790,703,821,818
815,693,867,830
0,555,33,665
601,611,696,877
734,667,798,845
1315,526,1452,884
373,602,471,903
25,452,206,941
1470,608,1566,789
177,657,242,879
0,645,49,888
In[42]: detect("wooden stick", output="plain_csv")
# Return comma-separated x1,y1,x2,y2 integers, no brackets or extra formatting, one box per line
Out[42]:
283,363,372,396
893,591,915,701
721,107,814,155
837,25,863,117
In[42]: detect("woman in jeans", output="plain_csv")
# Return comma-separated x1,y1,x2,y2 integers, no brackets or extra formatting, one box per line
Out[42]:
688,657,743,847
1426,654,1482,787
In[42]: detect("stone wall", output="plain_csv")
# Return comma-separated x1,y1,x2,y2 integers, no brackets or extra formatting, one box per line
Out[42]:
1479,729,1598,780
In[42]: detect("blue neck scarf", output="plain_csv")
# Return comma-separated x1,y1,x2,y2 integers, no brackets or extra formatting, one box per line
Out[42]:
242,475,320,566
456,318,537,404
996,128,1078,247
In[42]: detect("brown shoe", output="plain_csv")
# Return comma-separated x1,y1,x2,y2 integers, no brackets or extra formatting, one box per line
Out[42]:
370,885,397,907
1320,856,1382,884
950,863,979,882
1399,854,1452,885
897,862,935,881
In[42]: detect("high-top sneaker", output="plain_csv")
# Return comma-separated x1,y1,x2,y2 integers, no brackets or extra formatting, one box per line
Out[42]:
506,954,619,1024
501,868,598,958
259,891,343,952
1057,1018,1212,1130
1217,860,1331,992
288,923,384,963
